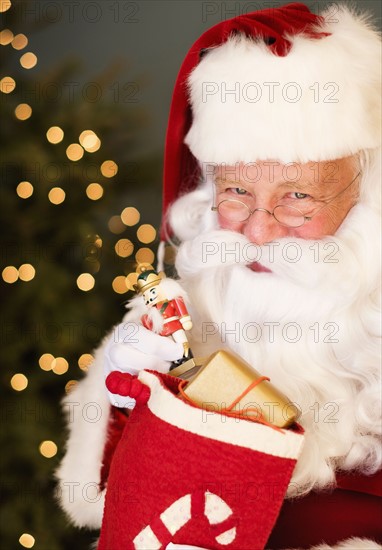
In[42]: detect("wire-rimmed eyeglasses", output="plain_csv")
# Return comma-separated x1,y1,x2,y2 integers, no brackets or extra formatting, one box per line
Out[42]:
211,172,361,228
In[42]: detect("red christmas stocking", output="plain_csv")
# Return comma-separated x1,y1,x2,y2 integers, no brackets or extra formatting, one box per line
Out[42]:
99,370,304,550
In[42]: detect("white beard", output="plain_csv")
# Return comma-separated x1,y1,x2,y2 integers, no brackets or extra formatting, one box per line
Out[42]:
173,200,381,496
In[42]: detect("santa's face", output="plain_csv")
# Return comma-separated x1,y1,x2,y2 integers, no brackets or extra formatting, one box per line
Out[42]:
213,156,359,245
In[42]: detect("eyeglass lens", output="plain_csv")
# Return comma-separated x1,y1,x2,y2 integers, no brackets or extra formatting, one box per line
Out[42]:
217,200,305,228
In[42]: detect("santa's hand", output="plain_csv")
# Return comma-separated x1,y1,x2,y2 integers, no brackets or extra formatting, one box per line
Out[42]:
104,322,184,408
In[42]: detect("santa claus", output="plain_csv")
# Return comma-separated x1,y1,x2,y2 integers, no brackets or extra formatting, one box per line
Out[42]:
56,3,381,549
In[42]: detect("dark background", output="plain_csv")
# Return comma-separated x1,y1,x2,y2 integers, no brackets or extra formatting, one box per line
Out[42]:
1,1,381,549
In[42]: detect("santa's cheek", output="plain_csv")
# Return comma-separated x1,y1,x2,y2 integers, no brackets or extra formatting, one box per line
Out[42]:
292,215,337,239
218,217,245,232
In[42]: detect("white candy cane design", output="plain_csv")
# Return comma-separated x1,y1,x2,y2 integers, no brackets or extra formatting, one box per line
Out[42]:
133,490,237,549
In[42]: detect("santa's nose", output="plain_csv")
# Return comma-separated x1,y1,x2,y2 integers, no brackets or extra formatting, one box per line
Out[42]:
242,209,289,245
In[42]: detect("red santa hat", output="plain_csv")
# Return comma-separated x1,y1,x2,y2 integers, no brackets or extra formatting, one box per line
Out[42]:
161,2,381,239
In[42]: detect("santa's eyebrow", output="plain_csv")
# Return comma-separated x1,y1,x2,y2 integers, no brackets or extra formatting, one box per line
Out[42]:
214,177,248,188
214,176,323,193
281,180,322,192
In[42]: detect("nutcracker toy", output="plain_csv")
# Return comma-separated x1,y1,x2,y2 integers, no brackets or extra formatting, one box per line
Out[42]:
133,266,193,366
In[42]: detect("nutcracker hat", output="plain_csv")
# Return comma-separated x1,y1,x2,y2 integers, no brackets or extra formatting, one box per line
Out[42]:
133,266,163,294
161,2,381,239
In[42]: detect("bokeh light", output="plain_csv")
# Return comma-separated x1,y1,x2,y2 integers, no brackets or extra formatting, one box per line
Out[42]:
0,76,16,93
135,248,155,264
20,52,37,69
121,206,140,226
86,138,101,153
2,266,18,283
126,272,139,291
19,533,35,548
112,276,129,294
0,0,12,13
0,29,13,45
46,126,64,144
65,380,78,394
100,160,118,178
86,183,103,200
66,143,84,161
78,353,94,371
77,273,95,291
79,130,101,152
39,440,58,458
51,357,69,375
16,181,33,199
108,215,125,234
12,33,28,50
18,264,35,282
39,354,55,371
115,239,134,258
48,187,66,205
79,130,94,146
86,138,101,152
137,224,156,244
10,373,28,391
15,103,32,120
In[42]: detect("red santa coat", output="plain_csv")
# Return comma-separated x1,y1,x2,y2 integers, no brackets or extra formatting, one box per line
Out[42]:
141,297,190,337
268,470,382,548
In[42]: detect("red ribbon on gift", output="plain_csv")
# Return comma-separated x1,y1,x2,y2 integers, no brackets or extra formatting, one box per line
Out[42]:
178,376,284,433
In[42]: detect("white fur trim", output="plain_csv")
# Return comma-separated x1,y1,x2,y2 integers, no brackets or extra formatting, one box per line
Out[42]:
55,304,145,528
185,6,381,164
55,340,110,528
139,370,304,459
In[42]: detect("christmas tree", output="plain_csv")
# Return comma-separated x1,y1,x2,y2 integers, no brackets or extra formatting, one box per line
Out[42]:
1,1,161,547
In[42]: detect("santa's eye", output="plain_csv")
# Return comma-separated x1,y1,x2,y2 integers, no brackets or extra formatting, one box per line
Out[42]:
292,192,310,199
230,188,247,195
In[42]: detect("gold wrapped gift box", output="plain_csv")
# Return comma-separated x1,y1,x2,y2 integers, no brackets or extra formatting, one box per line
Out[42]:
170,349,300,428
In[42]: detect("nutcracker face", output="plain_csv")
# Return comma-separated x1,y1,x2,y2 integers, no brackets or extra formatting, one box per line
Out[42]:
142,284,166,307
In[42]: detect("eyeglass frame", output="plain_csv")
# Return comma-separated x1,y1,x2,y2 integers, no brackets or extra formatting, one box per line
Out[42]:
211,171,361,228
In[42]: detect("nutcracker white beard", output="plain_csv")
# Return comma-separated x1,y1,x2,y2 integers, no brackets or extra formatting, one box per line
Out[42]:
145,304,164,333
168,156,381,497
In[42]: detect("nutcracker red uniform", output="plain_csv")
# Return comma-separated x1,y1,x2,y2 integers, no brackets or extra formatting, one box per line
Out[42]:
56,3,382,549
142,297,191,338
